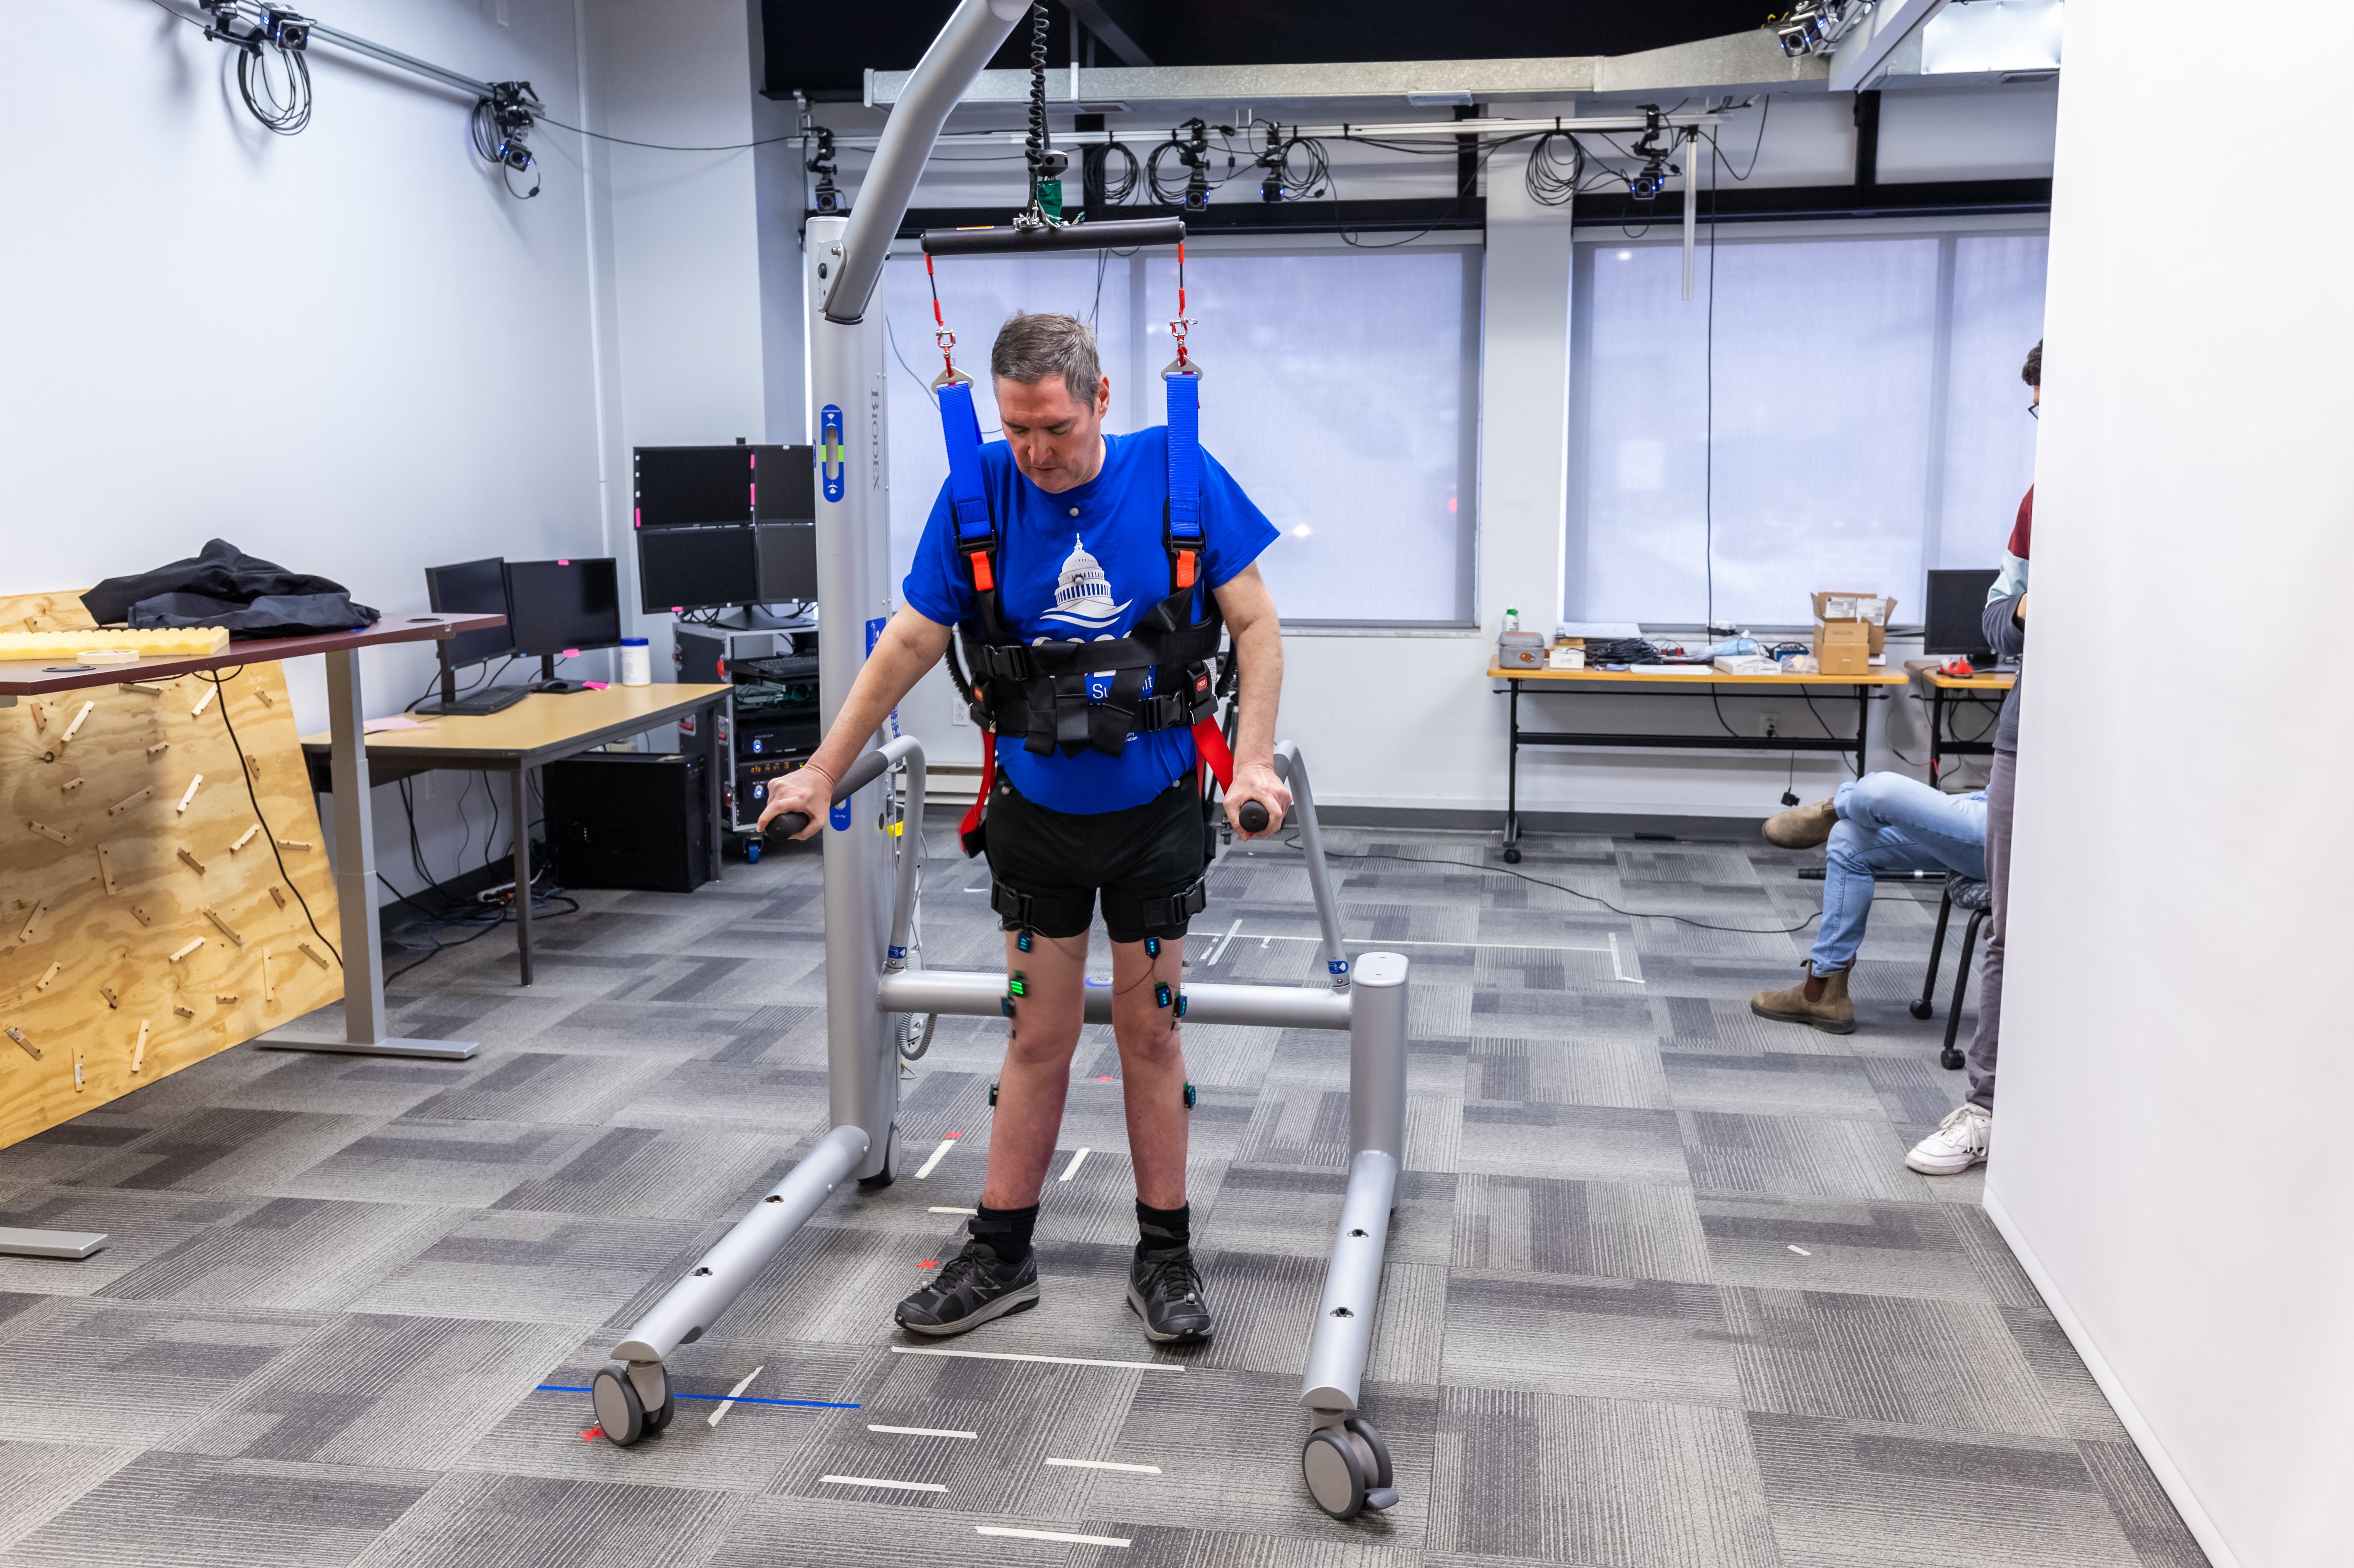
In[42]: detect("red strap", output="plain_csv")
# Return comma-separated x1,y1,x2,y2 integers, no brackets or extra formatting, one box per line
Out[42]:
968,551,995,592
1174,549,1196,590
958,729,995,853
1191,718,1234,791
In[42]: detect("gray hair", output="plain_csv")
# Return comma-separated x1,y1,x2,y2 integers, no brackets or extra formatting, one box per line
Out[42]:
992,312,1101,405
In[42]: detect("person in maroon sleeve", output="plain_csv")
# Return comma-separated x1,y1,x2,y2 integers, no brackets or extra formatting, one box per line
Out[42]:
1908,340,2037,1176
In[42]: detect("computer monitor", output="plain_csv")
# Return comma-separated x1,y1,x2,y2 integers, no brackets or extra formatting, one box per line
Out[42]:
423,558,516,668
638,525,760,615
420,558,528,716
633,444,815,530
504,558,623,693
1924,568,2002,658
755,522,817,601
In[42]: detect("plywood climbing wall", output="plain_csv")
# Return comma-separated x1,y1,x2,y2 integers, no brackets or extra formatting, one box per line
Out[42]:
0,589,342,1148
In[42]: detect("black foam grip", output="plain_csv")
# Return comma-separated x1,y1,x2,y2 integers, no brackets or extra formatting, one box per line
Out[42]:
1238,801,1270,834
764,812,811,840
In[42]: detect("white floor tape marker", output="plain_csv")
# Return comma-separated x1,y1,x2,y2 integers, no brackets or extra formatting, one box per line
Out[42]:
890,1346,1180,1372
1045,1458,1161,1474
976,1527,1132,1549
821,1476,948,1493
706,1364,765,1427
870,1424,979,1439
914,1137,958,1179
1058,1148,1089,1182
1788,1245,1812,1256
1202,918,1243,965
928,1206,977,1215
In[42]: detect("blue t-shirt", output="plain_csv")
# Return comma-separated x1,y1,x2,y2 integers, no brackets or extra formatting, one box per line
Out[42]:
903,427,1276,814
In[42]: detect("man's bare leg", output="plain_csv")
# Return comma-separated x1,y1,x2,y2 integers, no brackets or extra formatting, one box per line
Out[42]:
980,928,1089,1209
1110,935,1188,1209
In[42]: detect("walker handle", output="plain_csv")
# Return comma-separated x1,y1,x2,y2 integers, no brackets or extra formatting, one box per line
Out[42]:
1238,800,1271,834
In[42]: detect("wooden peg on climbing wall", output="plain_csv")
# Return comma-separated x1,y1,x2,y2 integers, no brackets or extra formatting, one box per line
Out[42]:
230,825,259,853
175,775,204,814
110,785,153,816
298,942,330,970
167,938,205,963
6,1026,39,1061
133,1019,149,1074
201,907,245,947
268,887,287,909
60,700,94,745
191,685,217,718
26,820,70,846
177,848,207,875
34,963,62,991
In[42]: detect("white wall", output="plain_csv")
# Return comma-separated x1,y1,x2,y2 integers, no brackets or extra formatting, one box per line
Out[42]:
1,0,609,903
582,0,770,667
1984,7,2354,1567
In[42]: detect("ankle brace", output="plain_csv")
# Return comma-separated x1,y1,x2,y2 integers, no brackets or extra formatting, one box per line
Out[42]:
971,1204,1038,1264
1136,1200,1190,1258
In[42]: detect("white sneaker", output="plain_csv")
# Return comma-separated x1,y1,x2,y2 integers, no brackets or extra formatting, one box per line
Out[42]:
1906,1103,1991,1175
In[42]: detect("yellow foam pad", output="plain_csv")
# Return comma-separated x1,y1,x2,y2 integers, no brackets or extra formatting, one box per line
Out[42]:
0,627,232,659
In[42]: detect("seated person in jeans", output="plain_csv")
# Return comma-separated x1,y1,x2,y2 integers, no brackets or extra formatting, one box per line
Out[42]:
1750,772,1988,1034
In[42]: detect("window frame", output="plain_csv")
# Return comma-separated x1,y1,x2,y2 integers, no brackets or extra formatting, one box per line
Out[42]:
1564,212,2050,629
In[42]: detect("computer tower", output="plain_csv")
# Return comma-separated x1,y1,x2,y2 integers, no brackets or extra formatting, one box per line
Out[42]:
544,752,712,894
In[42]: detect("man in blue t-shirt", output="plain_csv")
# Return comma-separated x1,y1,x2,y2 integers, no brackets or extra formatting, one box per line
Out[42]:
757,312,1290,1347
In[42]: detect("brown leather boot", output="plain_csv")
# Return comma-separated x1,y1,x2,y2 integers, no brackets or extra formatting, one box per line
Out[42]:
1763,798,1838,849
1750,963,1855,1033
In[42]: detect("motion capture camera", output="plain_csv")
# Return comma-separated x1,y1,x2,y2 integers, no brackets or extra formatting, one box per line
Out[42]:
260,6,309,50
807,127,843,214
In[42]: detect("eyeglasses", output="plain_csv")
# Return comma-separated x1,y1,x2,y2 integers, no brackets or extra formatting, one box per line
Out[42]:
2027,400,2040,419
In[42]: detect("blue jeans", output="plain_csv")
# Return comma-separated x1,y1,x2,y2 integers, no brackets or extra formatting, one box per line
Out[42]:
1808,773,1988,974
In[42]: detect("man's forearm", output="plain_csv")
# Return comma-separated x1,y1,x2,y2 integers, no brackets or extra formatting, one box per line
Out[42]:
805,616,943,783
1231,620,1283,765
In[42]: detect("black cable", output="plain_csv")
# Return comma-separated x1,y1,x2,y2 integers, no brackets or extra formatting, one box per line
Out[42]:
1024,2,1052,199
1524,131,1583,207
1801,690,1864,777
1276,836,1821,936
1705,96,1772,183
528,113,805,154
195,669,341,966
236,26,312,134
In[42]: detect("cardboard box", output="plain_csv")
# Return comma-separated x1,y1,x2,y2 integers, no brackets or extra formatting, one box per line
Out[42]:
1810,591,1898,656
1812,618,1871,676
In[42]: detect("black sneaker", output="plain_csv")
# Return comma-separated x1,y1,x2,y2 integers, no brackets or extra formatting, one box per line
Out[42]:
895,1239,1040,1336
1127,1246,1213,1343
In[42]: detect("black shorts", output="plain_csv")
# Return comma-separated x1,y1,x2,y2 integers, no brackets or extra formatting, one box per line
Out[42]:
984,774,1209,943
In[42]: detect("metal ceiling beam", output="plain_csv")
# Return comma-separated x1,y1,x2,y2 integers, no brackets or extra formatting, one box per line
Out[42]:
1062,0,1151,68
1826,0,1952,93
866,29,1829,108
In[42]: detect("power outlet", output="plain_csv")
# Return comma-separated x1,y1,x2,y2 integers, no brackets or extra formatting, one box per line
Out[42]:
1759,714,1781,739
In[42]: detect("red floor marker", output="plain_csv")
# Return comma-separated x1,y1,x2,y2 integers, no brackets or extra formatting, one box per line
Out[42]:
581,1426,603,1441
919,1259,938,1269
1097,1076,1113,1082
945,1132,961,1139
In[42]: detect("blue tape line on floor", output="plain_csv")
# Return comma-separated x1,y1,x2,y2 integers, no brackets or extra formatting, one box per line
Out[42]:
536,1384,859,1410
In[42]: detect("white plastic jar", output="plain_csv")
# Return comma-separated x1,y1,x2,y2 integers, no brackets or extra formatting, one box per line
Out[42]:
619,637,652,686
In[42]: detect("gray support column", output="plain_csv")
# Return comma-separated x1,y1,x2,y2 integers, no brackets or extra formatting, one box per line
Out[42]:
809,213,901,1182
257,648,476,1060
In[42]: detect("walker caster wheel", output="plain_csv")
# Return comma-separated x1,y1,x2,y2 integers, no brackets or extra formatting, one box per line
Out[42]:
591,1366,646,1447
746,841,762,864
1303,1421,1398,1520
1909,999,1934,1021
1940,1047,1965,1071
1502,845,1522,864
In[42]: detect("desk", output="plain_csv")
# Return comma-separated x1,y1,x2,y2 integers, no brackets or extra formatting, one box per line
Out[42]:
1487,663,1912,862
1,613,503,1074
1911,664,2016,787
301,683,730,987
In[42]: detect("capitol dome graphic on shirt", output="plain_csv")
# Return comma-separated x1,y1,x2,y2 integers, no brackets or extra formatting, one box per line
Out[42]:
1041,534,1132,631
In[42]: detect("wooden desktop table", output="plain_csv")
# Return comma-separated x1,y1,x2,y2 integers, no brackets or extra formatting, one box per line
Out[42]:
300,682,731,988
1486,662,1912,861
1909,663,2017,787
1,611,504,1073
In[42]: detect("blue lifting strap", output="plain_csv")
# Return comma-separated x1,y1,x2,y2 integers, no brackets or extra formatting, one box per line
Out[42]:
1166,371,1204,548
939,378,994,553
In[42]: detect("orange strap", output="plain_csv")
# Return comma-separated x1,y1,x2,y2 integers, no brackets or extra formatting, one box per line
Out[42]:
968,551,995,592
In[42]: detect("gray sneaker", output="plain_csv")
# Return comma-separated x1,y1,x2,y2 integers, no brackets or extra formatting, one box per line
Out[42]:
895,1239,1040,1336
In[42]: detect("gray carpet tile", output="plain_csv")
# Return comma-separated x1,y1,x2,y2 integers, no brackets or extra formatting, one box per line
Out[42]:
3,1451,440,1568
0,820,2205,1566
